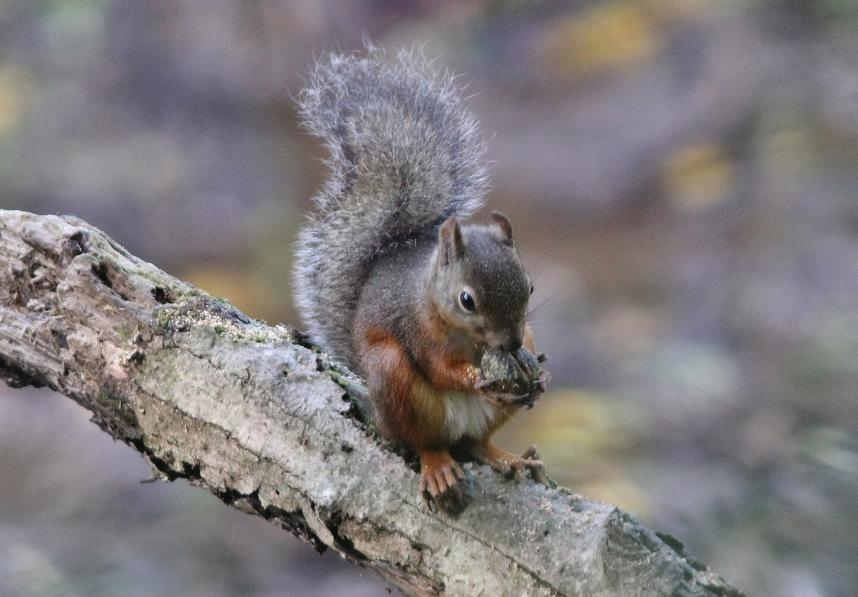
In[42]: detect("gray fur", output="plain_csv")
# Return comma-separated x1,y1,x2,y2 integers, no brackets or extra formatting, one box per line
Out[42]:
294,47,488,365
426,224,531,351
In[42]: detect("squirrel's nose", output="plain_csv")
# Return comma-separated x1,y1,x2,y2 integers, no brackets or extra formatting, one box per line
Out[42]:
502,334,523,352
487,328,523,351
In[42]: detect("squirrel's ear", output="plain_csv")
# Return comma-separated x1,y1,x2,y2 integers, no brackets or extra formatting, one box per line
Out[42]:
491,211,514,246
439,217,464,265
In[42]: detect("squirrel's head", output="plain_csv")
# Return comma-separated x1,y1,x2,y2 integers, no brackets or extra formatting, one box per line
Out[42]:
429,212,532,351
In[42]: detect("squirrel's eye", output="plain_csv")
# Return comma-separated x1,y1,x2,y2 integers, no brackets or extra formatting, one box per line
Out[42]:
459,290,476,312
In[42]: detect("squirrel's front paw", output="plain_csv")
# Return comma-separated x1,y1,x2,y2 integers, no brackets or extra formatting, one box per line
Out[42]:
478,348,547,408
475,376,533,407
475,373,547,408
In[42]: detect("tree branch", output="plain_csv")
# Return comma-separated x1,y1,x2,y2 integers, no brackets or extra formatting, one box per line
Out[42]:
0,210,742,597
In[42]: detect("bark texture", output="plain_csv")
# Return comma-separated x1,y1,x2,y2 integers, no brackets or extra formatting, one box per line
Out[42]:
0,210,742,597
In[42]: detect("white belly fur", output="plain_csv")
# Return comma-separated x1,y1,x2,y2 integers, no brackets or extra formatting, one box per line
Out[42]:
443,392,497,443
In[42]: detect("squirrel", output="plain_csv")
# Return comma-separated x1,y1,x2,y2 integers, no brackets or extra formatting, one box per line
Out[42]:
293,48,547,510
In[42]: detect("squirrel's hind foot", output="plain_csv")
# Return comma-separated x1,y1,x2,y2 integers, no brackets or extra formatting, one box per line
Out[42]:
473,443,549,485
418,449,469,515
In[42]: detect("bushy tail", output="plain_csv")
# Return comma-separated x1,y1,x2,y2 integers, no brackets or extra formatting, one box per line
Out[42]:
293,47,487,365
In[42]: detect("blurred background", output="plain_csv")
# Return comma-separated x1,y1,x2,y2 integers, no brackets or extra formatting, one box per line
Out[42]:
1,1,857,595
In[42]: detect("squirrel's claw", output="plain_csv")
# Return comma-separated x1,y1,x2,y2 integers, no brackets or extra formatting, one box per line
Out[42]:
520,374,550,408
520,377,548,409
504,380,548,409
419,459,467,515
510,457,547,485
477,374,535,403
506,450,548,485
479,376,545,409
474,377,493,390
479,388,532,408
517,445,548,485
475,374,528,406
